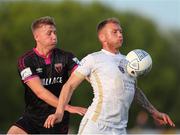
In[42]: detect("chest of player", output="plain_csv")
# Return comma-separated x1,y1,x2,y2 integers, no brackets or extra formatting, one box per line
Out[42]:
35,64,68,77
91,55,135,102
94,56,127,77
32,56,70,86
95,56,135,87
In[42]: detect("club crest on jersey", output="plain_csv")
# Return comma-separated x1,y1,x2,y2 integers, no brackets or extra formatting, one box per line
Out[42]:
118,65,125,74
55,63,62,73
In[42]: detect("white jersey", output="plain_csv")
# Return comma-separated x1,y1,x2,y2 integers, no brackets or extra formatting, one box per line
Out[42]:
75,49,135,129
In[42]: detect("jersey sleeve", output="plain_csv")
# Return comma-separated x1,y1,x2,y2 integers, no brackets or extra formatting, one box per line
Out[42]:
75,54,94,78
18,56,38,83
67,52,79,73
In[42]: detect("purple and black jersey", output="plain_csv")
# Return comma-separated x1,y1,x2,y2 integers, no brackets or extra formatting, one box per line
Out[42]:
17,48,78,128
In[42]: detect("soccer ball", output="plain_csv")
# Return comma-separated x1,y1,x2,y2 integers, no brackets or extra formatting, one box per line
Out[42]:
126,49,152,78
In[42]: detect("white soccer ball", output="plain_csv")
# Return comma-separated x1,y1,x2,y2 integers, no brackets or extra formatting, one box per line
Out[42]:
126,49,152,78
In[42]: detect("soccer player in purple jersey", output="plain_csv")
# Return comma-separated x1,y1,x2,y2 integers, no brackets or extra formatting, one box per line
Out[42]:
7,16,87,134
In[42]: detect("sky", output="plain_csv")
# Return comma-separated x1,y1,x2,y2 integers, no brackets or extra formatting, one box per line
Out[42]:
81,0,180,30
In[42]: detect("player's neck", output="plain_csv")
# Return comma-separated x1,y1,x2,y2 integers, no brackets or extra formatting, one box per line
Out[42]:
35,46,52,58
102,47,119,54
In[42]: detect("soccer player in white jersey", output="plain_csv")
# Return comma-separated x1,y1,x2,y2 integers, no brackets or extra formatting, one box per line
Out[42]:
44,18,175,134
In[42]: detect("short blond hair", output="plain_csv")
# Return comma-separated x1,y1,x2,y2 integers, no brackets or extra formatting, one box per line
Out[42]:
31,16,56,32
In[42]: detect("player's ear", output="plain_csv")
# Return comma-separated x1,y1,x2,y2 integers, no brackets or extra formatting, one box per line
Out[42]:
98,32,105,42
33,31,39,41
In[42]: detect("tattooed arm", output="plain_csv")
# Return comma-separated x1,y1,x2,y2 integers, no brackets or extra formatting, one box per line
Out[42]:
134,87,156,114
134,85,175,127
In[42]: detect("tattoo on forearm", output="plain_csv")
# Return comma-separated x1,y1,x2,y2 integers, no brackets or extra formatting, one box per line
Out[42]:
134,87,156,114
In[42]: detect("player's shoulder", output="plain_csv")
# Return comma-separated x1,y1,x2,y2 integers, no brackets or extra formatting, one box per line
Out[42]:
119,53,126,58
87,50,103,57
81,51,104,61
88,50,116,61
54,48,75,57
18,49,34,62
79,51,102,65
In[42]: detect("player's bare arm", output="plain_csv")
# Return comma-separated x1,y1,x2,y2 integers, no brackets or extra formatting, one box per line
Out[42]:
27,76,87,114
134,86,175,127
65,104,87,116
26,77,59,108
44,72,85,128
134,86,155,114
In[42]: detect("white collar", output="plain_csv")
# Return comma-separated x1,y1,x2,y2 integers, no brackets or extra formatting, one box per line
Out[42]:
101,49,120,56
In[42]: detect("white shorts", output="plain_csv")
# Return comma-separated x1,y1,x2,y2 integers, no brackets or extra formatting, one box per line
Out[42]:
78,117,126,135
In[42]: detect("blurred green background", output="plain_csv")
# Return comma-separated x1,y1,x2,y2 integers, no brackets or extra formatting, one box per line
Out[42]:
0,0,179,134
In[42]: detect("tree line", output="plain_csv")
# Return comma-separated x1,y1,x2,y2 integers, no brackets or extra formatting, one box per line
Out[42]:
0,0,179,133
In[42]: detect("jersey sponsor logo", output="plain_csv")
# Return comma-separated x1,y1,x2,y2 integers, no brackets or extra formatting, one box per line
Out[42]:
73,57,80,65
55,63,63,73
41,77,63,85
118,59,128,74
118,65,125,73
20,67,32,80
123,79,135,91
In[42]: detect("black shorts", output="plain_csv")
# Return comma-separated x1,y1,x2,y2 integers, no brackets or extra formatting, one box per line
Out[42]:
13,115,69,134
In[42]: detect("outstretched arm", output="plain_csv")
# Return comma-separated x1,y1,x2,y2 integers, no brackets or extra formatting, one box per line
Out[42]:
27,77,86,115
44,72,85,128
134,86,175,127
